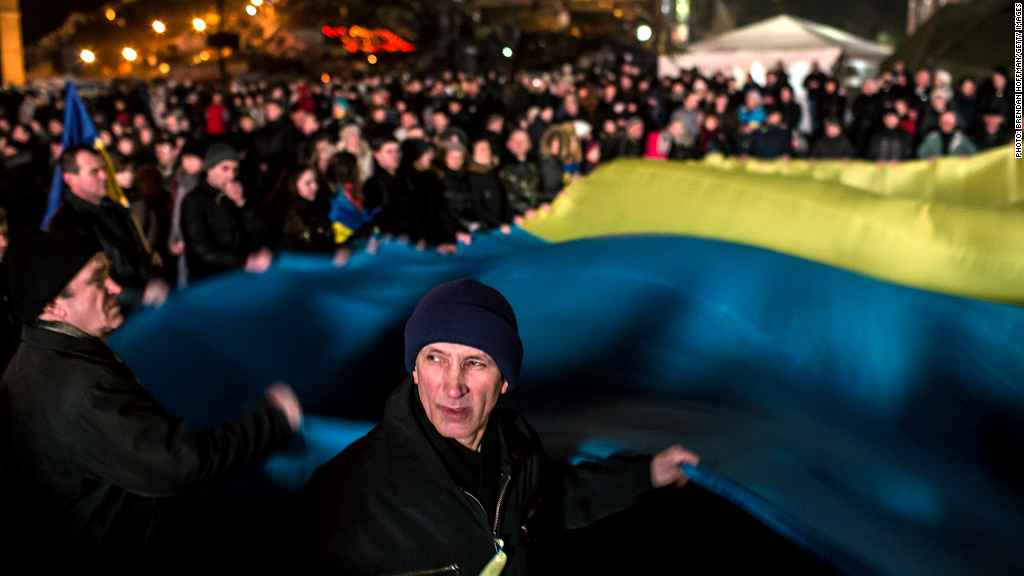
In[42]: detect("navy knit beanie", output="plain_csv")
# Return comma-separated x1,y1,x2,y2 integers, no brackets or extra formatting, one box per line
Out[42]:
405,279,523,390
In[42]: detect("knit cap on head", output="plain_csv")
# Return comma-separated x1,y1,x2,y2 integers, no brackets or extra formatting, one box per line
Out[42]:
203,142,239,171
6,229,103,323
180,139,206,160
405,279,523,390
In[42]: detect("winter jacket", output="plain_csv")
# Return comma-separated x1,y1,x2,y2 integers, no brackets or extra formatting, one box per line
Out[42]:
498,160,540,217
292,379,653,575
916,130,978,159
0,321,292,572
180,179,265,281
866,127,915,161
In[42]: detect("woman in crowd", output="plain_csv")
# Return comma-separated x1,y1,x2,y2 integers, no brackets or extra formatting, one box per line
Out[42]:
260,164,337,254
438,141,474,238
465,137,510,234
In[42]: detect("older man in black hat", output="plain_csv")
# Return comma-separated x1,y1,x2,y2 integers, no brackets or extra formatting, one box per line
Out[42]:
0,229,301,571
179,143,272,282
293,278,698,574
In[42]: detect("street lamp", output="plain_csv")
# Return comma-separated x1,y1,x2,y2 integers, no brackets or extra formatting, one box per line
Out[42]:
153,21,166,33
81,49,96,63
636,24,652,42
105,9,116,21
122,48,138,61
193,18,206,31
246,5,257,15
251,0,263,5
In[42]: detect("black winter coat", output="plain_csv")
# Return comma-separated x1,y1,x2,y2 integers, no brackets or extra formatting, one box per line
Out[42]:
0,322,292,572
467,163,510,231
866,128,915,161
441,167,473,232
180,180,265,281
363,168,415,238
292,379,652,575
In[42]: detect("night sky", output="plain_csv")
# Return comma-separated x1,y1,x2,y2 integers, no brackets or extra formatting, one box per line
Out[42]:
23,0,107,44
25,0,907,46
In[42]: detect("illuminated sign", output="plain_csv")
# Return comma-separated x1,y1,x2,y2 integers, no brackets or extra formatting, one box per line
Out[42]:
321,26,415,53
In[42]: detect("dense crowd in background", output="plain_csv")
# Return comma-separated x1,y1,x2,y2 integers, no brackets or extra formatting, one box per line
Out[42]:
0,56,1015,338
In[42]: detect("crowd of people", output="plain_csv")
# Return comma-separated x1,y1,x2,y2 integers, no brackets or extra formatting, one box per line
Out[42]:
0,54,1016,572
0,58,1015,325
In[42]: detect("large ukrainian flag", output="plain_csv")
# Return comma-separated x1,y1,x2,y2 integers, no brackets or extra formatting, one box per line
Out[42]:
111,147,1024,575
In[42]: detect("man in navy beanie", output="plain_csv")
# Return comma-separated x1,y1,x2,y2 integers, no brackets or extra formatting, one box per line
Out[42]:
294,278,699,574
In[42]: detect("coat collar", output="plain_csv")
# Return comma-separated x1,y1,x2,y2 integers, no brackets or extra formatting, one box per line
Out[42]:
21,321,125,366
381,377,539,508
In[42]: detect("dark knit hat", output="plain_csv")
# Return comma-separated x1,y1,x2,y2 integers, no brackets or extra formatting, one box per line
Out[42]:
180,139,206,160
203,142,239,171
400,138,432,166
405,279,523,390
6,229,103,323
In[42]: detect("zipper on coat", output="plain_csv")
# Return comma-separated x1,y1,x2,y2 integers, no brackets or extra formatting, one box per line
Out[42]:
462,474,513,554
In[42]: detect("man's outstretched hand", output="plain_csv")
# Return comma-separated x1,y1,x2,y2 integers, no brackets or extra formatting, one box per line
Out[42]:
650,444,700,488
265,382,303,431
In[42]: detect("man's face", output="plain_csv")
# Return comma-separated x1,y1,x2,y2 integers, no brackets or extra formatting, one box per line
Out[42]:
48,254,124,339
375,142,401,174
206,160,238,190
627,122,644,140
64,151,108,205
939,112,957,133
414,342,507,450
115,170,134,189
432,112,449,134
0,222,8,261
506,131,530,160
983,114,1003,133
155,143,176,166
266,102,284,122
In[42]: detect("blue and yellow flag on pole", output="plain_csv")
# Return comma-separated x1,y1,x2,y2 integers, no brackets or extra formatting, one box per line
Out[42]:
42,81,130,230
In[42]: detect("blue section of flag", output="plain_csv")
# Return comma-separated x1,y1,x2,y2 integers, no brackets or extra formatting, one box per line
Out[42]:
42,82,99,229
110,229,1024,575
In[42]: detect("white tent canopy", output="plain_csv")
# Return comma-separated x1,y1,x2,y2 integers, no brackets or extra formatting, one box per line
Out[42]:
660,14,893,78
685,14,891,60
658,15,893,132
